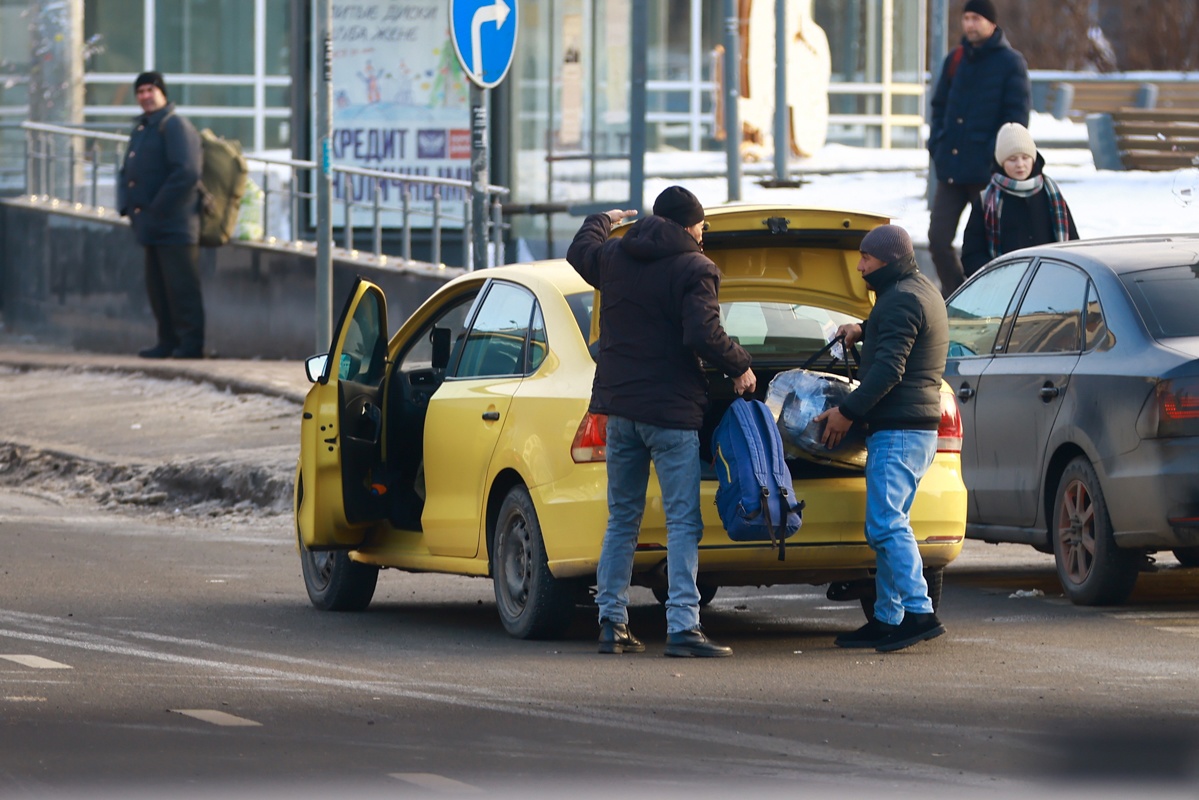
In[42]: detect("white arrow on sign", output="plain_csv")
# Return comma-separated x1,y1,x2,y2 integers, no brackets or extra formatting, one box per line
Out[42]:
470,0,512,78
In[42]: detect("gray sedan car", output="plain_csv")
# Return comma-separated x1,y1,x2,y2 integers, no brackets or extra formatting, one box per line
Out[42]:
944,234,1199,605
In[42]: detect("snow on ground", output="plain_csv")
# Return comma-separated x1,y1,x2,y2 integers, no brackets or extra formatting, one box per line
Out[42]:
636,112,1199,248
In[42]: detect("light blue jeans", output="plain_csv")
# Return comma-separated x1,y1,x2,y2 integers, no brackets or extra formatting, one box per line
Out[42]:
595,415,703,634
864,428,938,625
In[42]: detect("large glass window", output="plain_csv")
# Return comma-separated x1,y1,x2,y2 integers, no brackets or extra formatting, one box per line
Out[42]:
155,0,254,76
84,0,145,76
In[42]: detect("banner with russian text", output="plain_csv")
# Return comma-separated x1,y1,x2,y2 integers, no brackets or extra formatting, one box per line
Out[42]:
319,2,471,229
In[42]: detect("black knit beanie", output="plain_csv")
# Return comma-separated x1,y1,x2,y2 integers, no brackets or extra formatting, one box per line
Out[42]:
134,71,168,99
860,225,914,265
963,0,997,23
653,185,705,228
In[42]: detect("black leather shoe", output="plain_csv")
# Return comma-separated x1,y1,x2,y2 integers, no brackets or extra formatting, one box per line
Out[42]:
664,628,732,658
170,346,204,359
137,343,175,359
875,612,946,653
834,617,898,649
598,619,644,654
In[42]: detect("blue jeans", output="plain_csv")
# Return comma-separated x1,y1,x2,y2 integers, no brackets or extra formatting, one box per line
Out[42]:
595,416,703,634
864,428,938,625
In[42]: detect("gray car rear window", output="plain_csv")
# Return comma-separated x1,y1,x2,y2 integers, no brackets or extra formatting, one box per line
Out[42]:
1121,265,1199,338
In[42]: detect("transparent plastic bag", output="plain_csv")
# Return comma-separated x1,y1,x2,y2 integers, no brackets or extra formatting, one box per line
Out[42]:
765,369,868,469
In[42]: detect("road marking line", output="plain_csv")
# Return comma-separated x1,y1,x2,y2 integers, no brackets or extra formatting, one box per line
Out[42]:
0,654,72,669
1153,626,1199,637
4,696,47,702
389,773,482,793
170,709,262,727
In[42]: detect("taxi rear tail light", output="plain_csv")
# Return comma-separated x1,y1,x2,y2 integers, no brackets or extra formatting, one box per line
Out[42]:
571,413,608,463
1137,377,1199,439
937,390,963,453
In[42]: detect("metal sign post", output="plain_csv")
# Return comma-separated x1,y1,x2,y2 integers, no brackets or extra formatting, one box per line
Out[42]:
451,0,518,271
314,0,333,350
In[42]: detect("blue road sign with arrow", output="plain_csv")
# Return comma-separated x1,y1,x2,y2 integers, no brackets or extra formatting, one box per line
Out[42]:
450,0,518,90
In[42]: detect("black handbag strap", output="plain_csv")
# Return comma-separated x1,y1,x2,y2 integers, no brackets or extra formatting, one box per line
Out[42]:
801,333,859,380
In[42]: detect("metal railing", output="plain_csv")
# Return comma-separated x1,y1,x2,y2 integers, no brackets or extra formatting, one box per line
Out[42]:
19,120,509,269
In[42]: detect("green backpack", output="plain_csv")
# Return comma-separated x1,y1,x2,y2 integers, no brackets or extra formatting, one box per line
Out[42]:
197,128,248,247
156,111,248,247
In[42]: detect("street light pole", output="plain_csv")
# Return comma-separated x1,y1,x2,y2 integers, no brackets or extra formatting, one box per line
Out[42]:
723,0,741,202
773,0,788,184
314,0,333,352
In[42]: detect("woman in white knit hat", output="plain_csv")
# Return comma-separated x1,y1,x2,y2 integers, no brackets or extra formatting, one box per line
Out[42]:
960,122,1078,278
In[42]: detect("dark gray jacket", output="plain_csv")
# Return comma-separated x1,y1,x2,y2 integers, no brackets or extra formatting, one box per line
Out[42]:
840,255,949,431
118,103,202,246
928,28,1030,186
567,213,752,430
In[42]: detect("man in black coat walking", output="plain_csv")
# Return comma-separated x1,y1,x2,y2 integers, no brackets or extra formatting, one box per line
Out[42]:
927,0,1030,297
567,186,755,658
118,71,206,359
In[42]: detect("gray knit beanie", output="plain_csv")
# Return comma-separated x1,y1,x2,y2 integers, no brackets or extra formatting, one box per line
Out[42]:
860,225,914,264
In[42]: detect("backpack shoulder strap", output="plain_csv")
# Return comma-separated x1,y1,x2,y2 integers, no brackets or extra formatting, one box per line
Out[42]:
946,45,965,81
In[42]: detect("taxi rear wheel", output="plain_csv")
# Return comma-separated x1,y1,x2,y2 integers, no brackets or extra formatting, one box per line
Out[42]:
492,485,578,640
299,541,379,611
1172,547,1199,568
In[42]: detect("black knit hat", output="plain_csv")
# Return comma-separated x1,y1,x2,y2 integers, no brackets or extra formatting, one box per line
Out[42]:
134,71,168,99
963,0,997,23
653,185,705,228
860,225,914,264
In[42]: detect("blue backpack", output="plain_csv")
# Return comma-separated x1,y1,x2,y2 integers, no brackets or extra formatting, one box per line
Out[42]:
711,398,804,560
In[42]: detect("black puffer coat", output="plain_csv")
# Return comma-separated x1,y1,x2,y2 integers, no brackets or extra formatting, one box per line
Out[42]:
566,213,752,430
839,255,949,431
928,28,1031,186
118,103,203,246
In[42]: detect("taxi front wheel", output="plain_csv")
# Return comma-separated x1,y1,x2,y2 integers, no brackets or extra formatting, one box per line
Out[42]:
492,485,578,640
299,542,379,611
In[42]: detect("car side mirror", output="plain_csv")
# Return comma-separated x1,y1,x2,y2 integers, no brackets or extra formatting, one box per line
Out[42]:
431,327,451,370
305,353,328,384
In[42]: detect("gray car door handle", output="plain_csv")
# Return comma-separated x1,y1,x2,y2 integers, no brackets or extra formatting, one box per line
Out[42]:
957,384,976,402
1039,384,1061,401
482,410,501,421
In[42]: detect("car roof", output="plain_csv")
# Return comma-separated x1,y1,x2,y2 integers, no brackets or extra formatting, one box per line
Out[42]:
1016,233,1199,275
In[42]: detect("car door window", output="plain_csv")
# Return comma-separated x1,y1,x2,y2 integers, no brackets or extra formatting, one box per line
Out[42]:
946,260,1028,356
453,281,534,379
338,290,387,384
1006,261,1087,355
1084,281,1110,351
527,305,548,372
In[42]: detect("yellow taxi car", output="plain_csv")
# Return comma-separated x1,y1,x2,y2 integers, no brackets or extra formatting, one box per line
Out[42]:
294,206,968,639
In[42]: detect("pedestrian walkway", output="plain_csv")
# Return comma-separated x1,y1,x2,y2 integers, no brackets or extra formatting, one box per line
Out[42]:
0,341,310,514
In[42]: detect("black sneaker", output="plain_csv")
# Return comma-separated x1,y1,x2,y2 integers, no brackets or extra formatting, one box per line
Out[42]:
834,617,897,649
597,618,645,654
170,346,205,359
874,612,946,653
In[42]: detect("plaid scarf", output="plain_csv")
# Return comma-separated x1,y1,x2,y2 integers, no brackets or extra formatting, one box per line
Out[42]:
982,172,1072,260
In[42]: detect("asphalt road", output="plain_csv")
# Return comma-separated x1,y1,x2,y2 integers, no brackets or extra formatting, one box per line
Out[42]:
3,488,1199,799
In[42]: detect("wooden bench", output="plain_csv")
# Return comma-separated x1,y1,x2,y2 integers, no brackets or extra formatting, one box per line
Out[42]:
1047,80,1156,121
1087,108,1199,171
1152,82,1199,110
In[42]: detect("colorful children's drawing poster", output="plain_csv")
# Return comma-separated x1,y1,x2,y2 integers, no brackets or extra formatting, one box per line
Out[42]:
321,3,471,229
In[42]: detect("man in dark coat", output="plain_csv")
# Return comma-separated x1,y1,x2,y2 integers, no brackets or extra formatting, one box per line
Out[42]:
927,0,1031,298
567,186,755,658
815,225,950,653
118,71,206,359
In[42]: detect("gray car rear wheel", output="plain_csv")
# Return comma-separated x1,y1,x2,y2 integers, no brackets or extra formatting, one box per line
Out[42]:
1052,456,1139,605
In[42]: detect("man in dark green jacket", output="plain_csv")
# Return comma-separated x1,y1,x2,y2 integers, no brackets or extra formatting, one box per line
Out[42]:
815,225,950,653
118,71,205,359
